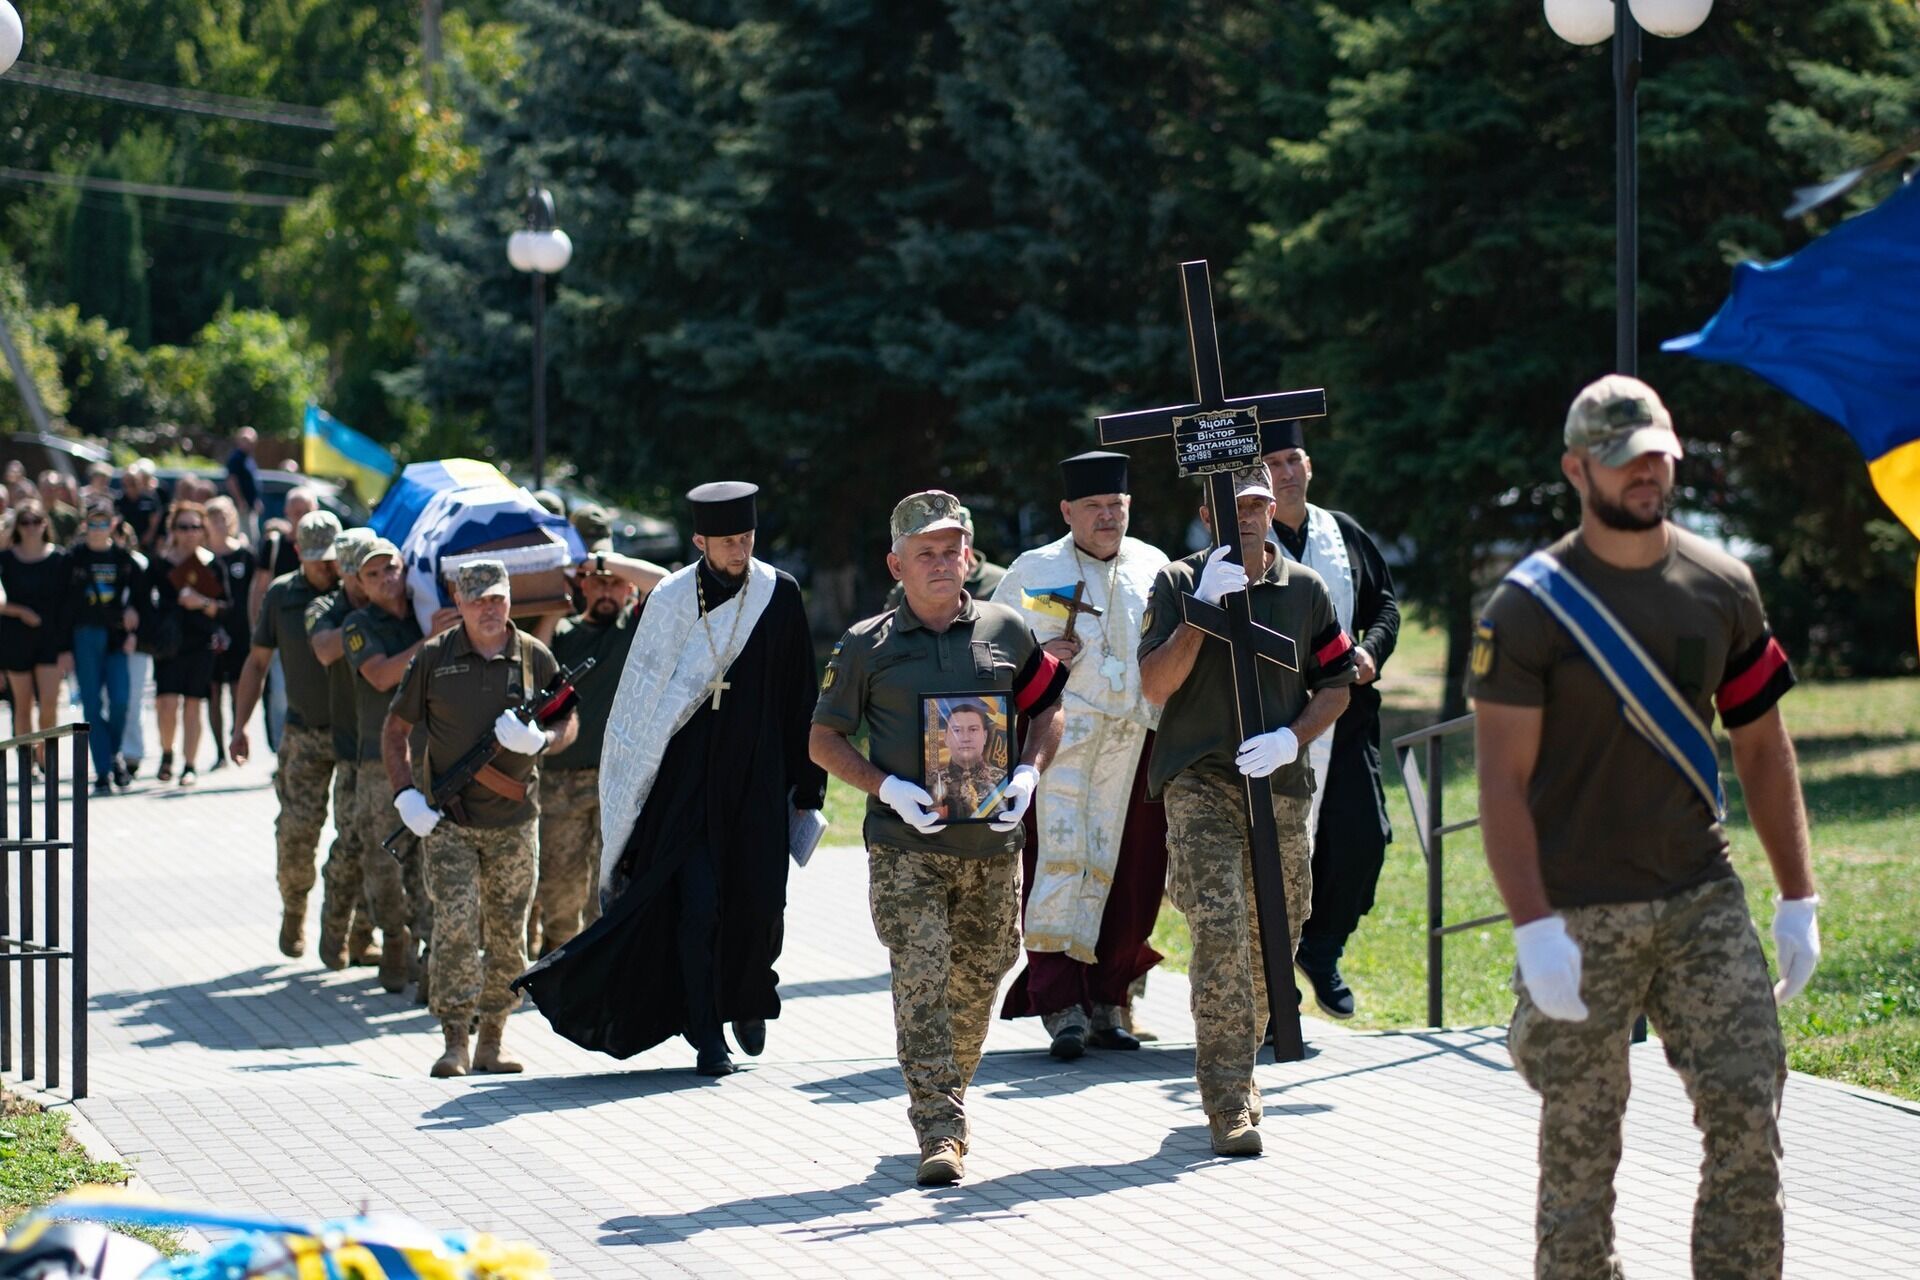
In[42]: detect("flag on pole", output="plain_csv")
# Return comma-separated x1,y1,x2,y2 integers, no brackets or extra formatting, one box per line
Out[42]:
302,404,398,506
1663,176,1920,641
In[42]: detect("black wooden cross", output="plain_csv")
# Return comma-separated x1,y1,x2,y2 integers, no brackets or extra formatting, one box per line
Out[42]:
1098,259,1327,1062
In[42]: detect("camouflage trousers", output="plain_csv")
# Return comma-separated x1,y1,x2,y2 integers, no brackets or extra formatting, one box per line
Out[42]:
273,724,334,908
318,760,367,949
1163,768,1312,1119
868,843,1022,1151
424,817,536,1024
1509,874,1786,1280
534,767,602,951
351,764,420,940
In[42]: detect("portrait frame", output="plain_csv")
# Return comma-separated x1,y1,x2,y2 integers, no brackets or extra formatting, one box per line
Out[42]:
918,692,1014,826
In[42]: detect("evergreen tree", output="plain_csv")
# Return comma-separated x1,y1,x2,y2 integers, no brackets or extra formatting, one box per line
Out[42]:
64,157,152,348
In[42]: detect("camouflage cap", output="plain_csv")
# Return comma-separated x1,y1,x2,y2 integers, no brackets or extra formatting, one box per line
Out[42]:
532,488,566,517
333,527,377,575
1202,466,1275,507
356,537,400,571
296,511,344,562
453,558,511,600
890,490,970,542
1565,374,1682,468
570,503,612,543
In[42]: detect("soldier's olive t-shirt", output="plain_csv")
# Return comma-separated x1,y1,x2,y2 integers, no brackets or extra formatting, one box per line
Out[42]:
389,625,561,828
342,604,423,762
1138,549,1356,800
252,570,334,729
1466,527,1795,908
813,594,1066,858
305,590,360,758
545,602,640,771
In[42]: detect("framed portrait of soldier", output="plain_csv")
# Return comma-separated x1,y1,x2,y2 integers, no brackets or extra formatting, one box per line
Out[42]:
919,694,1013,825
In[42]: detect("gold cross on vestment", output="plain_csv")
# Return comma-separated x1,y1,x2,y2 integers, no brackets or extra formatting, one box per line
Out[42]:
703,676,731,711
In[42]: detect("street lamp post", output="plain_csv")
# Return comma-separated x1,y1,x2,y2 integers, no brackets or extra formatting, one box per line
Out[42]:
505,188,572,490
1544,0,1713,376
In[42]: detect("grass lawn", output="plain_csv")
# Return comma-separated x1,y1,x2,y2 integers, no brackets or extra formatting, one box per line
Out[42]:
818,621,1919,1100
0,1092,179,1252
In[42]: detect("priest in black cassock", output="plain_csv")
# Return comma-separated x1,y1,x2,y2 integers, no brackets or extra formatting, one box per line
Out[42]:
514,482,827,1076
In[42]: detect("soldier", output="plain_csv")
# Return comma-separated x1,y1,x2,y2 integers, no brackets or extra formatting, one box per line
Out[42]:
229,511,343,957
884,505,1005,611
532,539,660,953
811,490,1068,1187
308,528,379,968
1137,467,1355,1157
1470,376,1818,1279
385,559,578,1078
341,539,453,993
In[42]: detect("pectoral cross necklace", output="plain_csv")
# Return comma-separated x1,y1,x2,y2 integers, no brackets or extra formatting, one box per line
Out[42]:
695,566,747,710
1073,543,1129,693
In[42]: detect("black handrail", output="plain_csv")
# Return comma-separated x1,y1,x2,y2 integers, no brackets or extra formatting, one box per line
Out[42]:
0,724,88,1099
1391,713,1488,1027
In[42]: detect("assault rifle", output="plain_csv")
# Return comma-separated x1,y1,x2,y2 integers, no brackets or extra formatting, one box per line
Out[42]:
381,656,596,854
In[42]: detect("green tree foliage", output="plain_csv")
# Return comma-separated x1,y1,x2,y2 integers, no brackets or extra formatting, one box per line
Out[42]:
1232,0,1920,695
63,156,152,349
31,306,157,434
0,263,71,434
176,306,326,440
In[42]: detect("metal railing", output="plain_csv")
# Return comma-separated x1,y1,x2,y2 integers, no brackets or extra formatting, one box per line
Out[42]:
0,724,89,1099
1392,713,1502,1028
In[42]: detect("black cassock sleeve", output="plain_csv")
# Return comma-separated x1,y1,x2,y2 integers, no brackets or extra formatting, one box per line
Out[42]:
1336,511,1400,674
779,581,829,810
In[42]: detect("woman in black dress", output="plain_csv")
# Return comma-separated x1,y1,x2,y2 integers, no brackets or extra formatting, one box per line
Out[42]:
0,499,72,767
204,496,255,772
148,502,227,786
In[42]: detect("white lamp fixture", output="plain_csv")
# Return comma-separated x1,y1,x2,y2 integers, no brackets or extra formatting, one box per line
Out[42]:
1629,0,1712,38
507,227,573,275
0,2,23,77
1544,0,1615,46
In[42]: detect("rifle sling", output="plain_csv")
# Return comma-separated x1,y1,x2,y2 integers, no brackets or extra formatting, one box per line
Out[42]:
473,761,528,804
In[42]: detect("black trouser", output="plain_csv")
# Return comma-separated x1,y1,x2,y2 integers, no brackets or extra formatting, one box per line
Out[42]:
675,850,724,1052
1298,722,1391,968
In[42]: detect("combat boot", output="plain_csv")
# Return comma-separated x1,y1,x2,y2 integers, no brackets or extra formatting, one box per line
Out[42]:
1208,1109,1263,1157
430,1022,470,1078
378,928,411,994
315,904,349,971
1043,1007,1089,1061
915,1139,965,1186
472,1016,524,1074
278,896,307,959
347,914,380,967
1089,1004,1141,1051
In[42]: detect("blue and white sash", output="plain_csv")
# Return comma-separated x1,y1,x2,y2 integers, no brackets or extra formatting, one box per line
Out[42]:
1504,551,1726,820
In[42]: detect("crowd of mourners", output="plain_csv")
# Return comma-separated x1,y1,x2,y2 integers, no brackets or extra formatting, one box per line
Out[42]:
0,452,309,792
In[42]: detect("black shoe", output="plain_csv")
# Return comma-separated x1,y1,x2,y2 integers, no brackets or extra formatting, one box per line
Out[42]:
1088,1026,1141,1051
156,752,174,783
1049,1024,1086,1061
732,1018,767,1057
111,755,132,789
696,1047,738,1077
124,759,141,781
92,778,114,797
1296,962,1356,1020
178,765,198,788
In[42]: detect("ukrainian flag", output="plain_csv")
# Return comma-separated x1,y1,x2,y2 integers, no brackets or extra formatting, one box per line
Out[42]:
1020,583,1083,620
302,404,398,507
1664,176,1920,639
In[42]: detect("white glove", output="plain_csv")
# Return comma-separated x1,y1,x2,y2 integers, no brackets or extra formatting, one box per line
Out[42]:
492,709,547,755
394,787,441,839
1194,545,1248,606
878,775,945,834
1234,727,1299,778
989,764,1041,833
1513,916,1589,1022
1771,896,1821,1005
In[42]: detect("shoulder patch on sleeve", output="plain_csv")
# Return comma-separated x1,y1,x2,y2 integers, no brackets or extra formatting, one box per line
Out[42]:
346,629,365,653
1470,619,1496,679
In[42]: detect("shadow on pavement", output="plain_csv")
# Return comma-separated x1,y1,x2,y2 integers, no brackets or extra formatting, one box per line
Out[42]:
597,1130,1224,1248
794,1044,1206,1109
415,1068,736,1131
777,972,892,1000
93,965,435,1050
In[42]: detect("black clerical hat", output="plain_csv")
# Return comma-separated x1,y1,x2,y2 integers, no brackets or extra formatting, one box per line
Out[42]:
1060,450,1130,500
1259,418,1307,454
687,481,758,536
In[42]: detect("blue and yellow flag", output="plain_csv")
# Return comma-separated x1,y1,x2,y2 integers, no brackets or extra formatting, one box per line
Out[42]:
1020,583,1083,620
303,403,398,506
1664,177,1920,640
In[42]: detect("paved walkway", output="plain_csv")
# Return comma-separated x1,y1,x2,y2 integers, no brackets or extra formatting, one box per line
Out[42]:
7,717,1918,1277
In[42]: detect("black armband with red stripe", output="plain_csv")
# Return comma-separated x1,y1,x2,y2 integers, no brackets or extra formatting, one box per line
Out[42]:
1013,646,1069,715
1308,623,1355,686
1716,631,1795,729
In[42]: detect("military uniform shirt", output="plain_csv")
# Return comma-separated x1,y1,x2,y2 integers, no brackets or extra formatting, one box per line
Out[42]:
814,594,1067,858
389,625,561,828
253,571,336,729
306,590,360,759
544,601,640,771
1466,526,1794,908
342,604,423,762
1139,548,1356,800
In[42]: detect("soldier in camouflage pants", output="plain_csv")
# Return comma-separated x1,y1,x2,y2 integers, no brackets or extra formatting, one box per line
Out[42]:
533,766,602,952
868,843,1023,1152
273,723,334,953
353,760,421,982
1163,768,1312,1123
317,760,366,966
425,819,536,1033
1509,874,1787,1280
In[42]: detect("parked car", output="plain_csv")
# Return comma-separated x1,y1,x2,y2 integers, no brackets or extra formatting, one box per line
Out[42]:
547,482,680,562
0,432,111,484
151,465,369,527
